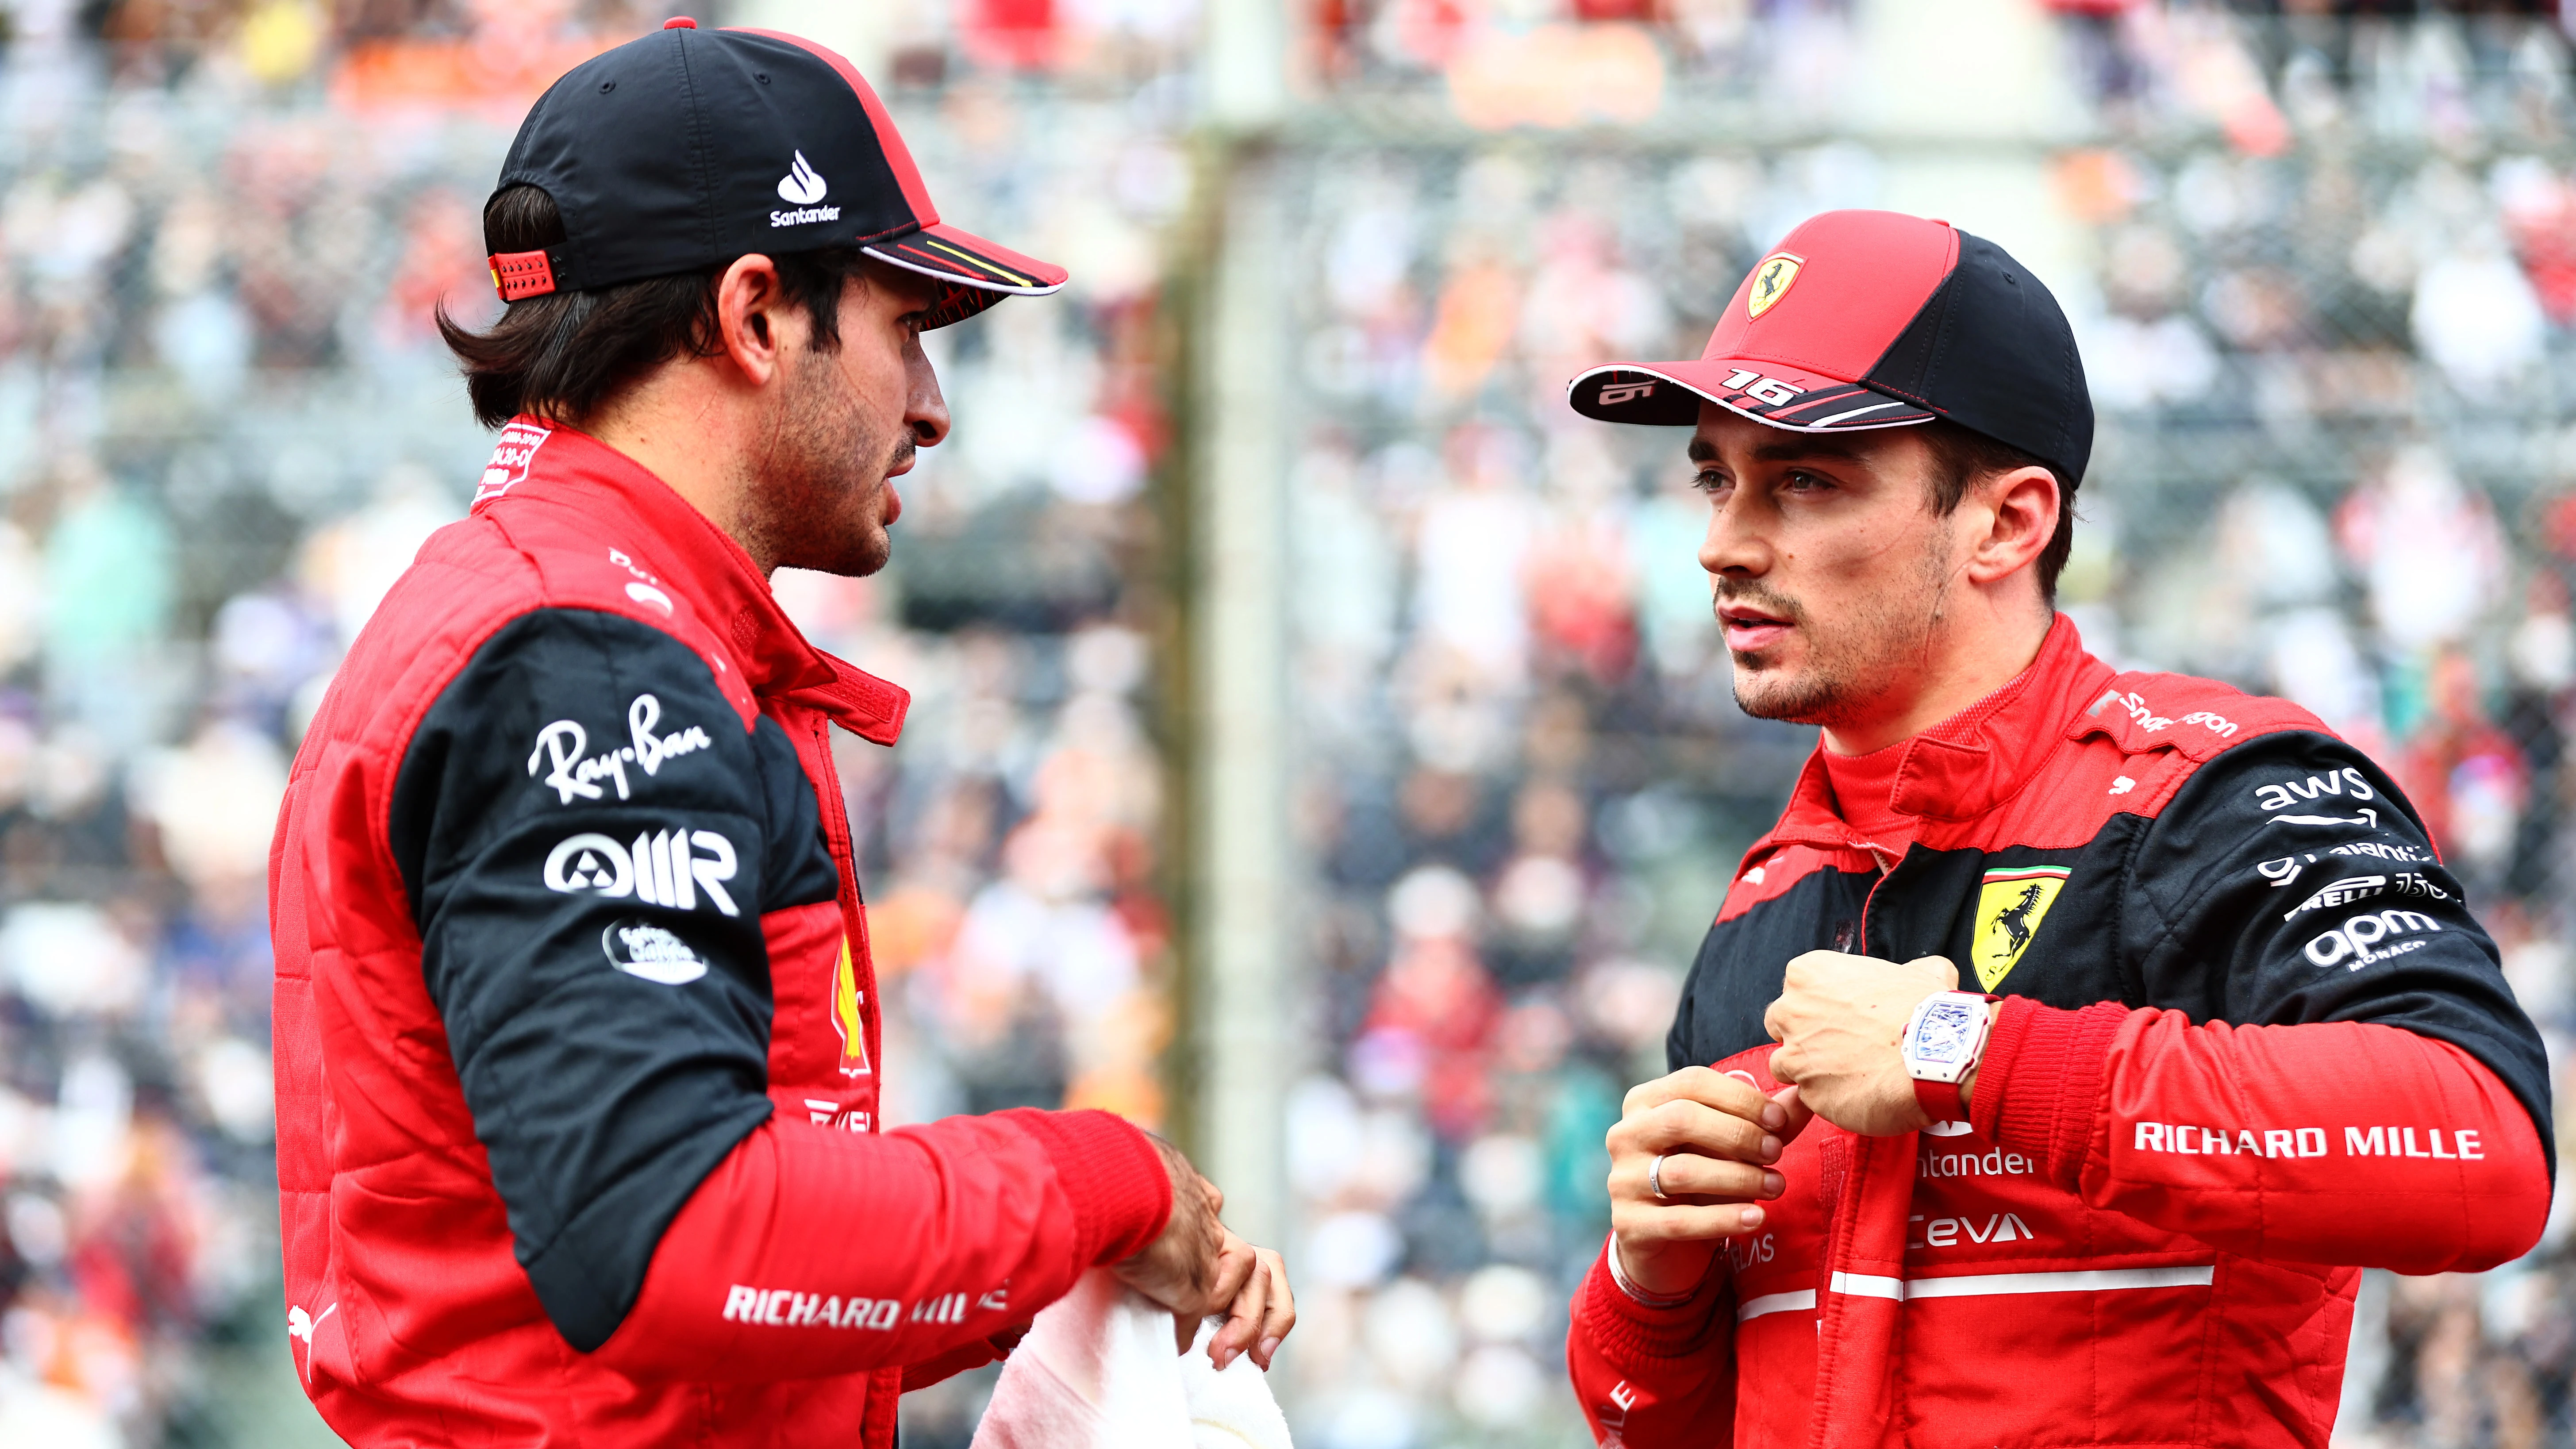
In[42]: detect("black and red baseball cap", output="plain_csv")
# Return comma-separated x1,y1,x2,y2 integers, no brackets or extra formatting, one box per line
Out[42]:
484,18,1065,329
1568,210,2092,484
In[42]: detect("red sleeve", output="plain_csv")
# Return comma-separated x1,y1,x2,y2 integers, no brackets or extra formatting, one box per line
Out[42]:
1972,1000,2549,1272
899,1318,1032,1392
1564,1240,1735,1447
897,1338,1006,1392
591,1107,1169,1380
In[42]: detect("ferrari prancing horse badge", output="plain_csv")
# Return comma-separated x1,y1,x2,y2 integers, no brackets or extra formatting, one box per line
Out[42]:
1972,865,2069,990
1748,252,1804,319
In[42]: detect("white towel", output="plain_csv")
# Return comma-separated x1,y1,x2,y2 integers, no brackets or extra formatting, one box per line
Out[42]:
969,1270,1294,1449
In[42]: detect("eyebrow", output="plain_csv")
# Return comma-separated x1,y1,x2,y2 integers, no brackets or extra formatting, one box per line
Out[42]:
1686,435,1870,465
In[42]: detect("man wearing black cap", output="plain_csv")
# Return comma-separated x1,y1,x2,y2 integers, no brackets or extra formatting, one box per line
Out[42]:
269,21,1289,1446
1561,210,2550,1449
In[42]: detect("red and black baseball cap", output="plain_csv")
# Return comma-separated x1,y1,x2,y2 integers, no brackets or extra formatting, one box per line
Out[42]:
484,18,1065,329
1568,210,2092,484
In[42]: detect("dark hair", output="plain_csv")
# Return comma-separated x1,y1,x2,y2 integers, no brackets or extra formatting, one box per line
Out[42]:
1917,419,2079,603
436,184,868,429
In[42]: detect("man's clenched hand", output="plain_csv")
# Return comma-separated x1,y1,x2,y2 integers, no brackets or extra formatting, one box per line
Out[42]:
1605,1066,1814,1299
1764,951,1965,1136
1111,1135,1296,1370
1114,1137,1246,1338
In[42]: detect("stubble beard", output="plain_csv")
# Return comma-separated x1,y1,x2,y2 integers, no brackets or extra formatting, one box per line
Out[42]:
742,345,908,578
1725,528,1956,730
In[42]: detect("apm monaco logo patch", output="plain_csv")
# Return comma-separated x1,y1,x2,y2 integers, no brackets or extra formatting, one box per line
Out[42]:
771,150,841,228
475,419,553,507
2303,908,2444,972
1746,252,1804,319
1971,865,2069,990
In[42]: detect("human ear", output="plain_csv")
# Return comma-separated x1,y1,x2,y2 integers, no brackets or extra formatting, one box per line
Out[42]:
1961,465,2059,587
713,254,790,388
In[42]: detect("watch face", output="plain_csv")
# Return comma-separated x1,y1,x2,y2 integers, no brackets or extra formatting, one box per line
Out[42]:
1913,999,1975,1064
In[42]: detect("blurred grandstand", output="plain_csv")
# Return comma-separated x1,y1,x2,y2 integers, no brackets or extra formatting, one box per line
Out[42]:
0,2,2570,1448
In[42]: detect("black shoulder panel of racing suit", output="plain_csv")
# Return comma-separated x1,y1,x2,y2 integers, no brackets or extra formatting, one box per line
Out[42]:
1669,865,1880,1074
2118,728,2554,1170
1669,726,2553,1179
388,607,842,1352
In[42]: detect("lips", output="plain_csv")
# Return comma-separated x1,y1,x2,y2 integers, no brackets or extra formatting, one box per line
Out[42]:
1720,606,1792,653
883,445,912,525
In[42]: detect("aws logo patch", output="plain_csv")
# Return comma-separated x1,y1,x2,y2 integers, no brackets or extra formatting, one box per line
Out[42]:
1970,865,2068,990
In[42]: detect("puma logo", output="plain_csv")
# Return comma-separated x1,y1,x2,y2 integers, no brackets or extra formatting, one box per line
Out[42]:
288,1302,337,1382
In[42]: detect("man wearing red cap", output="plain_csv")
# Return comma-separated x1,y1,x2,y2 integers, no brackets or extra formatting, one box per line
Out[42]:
1563,210,2550,1449
269,22,1289,1445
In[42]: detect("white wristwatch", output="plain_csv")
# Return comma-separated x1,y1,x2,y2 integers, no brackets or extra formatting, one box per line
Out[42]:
1901,991,1995,1085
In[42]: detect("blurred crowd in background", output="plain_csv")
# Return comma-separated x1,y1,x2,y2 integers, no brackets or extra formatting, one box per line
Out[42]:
0,1,2572,1447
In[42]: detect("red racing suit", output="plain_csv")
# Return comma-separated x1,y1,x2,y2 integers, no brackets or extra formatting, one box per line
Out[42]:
269,419,1171,1445
1568,616,2553,1449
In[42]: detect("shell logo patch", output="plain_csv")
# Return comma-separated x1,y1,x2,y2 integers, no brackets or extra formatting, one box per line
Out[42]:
830,937,871,1078
1747,252,1804,319
1971,865,2069,990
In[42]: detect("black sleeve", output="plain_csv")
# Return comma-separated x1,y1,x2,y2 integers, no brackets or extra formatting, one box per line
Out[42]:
388,608,841,1350
2122,729,2553,1168
1668,965,1699,1075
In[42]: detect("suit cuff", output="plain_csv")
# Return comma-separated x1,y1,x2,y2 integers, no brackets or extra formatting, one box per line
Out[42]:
1969,998,2129,1191
1000,1108,1173,1267
1607,1236,1700,1307
900,1337,1003,1392
1576,1238,1726,1362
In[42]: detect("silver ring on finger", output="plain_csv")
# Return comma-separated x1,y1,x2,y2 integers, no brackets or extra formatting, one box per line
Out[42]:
1648,1153,1672,1203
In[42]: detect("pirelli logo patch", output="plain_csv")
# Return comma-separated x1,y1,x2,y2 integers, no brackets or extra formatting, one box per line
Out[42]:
1972,865,2069,990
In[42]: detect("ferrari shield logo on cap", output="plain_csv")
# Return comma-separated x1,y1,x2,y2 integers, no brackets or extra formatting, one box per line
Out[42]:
1971,865,2069,990
1747,252,1804,319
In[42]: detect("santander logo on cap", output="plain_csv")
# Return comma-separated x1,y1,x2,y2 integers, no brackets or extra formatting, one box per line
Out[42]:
777,150,827,205
770,150,842,229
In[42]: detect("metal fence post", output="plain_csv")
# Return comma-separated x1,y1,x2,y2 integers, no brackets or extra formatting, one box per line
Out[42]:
1185,0,1294,1257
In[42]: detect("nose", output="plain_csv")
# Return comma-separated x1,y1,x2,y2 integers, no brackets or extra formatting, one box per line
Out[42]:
906,335,950,449
1699,488,1771,580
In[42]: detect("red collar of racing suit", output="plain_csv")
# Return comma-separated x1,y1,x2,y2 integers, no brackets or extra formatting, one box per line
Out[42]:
1735,615,2122,1449
1768,613,2116,852
476,415,910,746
